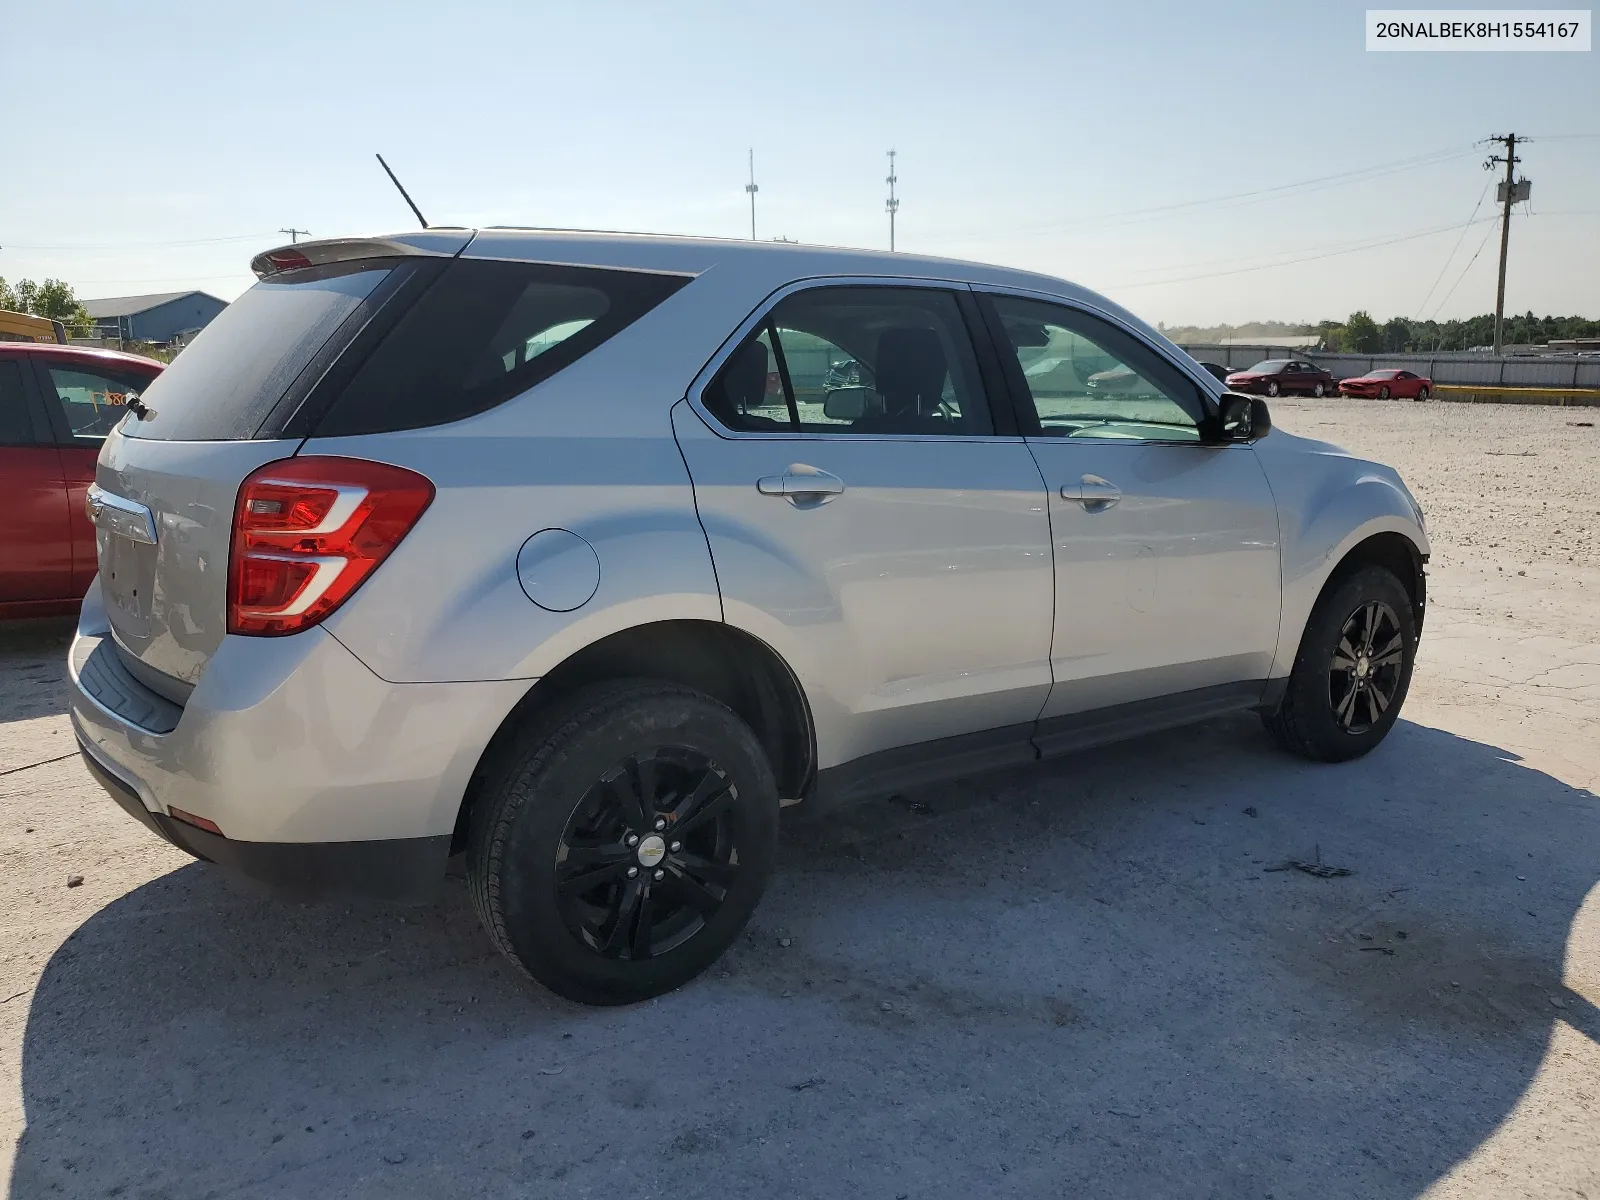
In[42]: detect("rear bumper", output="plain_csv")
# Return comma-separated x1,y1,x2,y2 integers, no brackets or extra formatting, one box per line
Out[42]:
77,740,450,902
68,580,529,902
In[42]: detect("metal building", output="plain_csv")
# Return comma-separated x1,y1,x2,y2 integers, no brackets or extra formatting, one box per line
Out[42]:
82,291,227,344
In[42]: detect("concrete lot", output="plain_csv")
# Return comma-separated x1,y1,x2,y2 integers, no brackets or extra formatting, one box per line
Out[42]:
2,398,1597,1199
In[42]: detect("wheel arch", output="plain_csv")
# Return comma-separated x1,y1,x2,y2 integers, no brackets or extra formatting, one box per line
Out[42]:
451,620,815,852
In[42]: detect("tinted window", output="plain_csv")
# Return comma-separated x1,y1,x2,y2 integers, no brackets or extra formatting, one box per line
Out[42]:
988,296,1204,442
704,287,991,436
312,259,691,437
123,261,394,441
44,365,152,442
0,360,34,445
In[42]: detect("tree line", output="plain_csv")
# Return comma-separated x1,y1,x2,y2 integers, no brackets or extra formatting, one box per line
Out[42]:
1164,312,1600,353
0,277,92,334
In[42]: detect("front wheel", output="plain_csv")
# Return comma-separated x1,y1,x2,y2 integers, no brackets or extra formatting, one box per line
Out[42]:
1262,565,1417,762
467,680,779,1005
1378,386,1391,399
1266,381,1281,397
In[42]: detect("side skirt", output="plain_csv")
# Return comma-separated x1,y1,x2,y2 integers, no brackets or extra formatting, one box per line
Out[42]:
805,681,1267,812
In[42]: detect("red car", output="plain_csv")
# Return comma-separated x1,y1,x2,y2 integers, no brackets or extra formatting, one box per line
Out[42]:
1339,368,1432,401
1224,358,1339,398
0,342,164,617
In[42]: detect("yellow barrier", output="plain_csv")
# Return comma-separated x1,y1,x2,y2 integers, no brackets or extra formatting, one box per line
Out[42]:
1433,384,1600,407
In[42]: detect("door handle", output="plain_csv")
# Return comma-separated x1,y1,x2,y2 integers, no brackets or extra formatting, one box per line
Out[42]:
757,466,845,506
1062,474,1121,512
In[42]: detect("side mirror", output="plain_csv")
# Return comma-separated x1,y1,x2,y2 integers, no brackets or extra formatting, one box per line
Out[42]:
822,386,880,422
1215,393,1271,441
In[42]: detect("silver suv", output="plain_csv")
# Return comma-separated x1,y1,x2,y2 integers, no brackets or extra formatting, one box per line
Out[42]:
70,231,1428,1004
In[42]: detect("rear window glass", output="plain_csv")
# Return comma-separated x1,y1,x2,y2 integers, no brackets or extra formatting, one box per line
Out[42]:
310,259,692,438
121,262,394,441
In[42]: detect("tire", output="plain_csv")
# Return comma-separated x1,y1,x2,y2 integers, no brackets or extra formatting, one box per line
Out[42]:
1416,386,1429,402
1378,386,1391,400
1262,565,1417,763
1266,381,1281,397
467,680,779,1005
1313,382,1326,398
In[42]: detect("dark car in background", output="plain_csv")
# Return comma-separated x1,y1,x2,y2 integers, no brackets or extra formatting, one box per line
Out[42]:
1225,359,1337,398
1196,361,1231,384
0,342,164,616
1339,368,1432,401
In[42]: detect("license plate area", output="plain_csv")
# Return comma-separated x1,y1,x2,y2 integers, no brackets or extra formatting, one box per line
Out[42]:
98,527,158,635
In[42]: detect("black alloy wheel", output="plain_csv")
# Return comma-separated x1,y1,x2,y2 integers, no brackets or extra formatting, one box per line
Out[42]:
1327,600,1404,735
467,680,779,1005
555,748,739,961
1261,564,1417,762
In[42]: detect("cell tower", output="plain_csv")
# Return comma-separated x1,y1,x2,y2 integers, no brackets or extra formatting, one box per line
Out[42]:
885,149,899,252
745,149,759,241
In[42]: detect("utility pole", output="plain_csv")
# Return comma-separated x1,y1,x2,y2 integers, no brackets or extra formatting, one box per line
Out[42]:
885,149,899,252
1484,133,1528,355
745,149,759,241
278,227,309,243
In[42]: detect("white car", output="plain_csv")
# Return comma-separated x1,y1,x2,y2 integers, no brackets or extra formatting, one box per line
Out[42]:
70,230,1428,1004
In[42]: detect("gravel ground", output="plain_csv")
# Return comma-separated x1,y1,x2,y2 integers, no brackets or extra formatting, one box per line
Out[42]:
2,398,1597,1199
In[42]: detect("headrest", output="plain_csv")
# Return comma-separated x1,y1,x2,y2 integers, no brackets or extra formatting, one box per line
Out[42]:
724,337,770,411
875,327,947,414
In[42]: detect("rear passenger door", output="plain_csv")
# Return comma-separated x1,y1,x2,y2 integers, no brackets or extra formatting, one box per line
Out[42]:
0,356,73,604
673,282,1055,776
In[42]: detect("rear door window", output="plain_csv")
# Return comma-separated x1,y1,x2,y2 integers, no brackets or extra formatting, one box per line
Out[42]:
42,364,150,443
703,286,992,436
309,259,692,438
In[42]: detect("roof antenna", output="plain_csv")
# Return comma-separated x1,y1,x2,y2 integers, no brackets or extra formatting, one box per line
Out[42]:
375,153,429,229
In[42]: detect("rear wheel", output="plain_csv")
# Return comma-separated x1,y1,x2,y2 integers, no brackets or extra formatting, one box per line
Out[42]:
1313,382,1327,398
1262,565,1417,762
467,680,779,1005
1416,386,1430,401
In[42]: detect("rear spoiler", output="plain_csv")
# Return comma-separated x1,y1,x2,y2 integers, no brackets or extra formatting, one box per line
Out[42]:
250,230,474,279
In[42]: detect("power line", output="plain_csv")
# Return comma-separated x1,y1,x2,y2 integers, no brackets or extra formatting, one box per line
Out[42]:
1415,179,1492,317
1426,222,1498,321
3,232,279,250
1107,216,1498,290
930,145,1477,242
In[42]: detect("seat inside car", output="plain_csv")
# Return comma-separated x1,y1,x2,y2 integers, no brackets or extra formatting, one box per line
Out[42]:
849,327,955,435
707,337,786,430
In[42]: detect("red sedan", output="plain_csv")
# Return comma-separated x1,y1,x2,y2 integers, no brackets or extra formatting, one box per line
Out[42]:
1339,368,1431,401
0,342,164,616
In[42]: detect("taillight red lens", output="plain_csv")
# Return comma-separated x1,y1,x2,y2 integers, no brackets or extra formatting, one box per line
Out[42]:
263,248,313,273
228,456,434,636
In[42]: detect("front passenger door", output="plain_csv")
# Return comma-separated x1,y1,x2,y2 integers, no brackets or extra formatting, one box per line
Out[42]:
979,294,1282,723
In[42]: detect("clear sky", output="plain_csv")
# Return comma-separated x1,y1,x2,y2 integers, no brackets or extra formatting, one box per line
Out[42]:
2,0,1596,327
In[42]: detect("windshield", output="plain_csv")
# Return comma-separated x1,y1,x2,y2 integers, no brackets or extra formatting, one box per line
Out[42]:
1245,360,1290,373
1370,369,1401,378
122,262,394,441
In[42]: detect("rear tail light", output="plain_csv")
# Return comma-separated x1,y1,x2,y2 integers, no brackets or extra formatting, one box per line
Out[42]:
228,456,434,636
256,248,313,275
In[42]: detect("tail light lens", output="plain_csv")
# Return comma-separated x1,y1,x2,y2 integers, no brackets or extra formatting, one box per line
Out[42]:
228,456,434,636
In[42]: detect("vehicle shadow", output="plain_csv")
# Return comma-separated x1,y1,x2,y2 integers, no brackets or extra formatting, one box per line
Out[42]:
8,714,1599,1199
